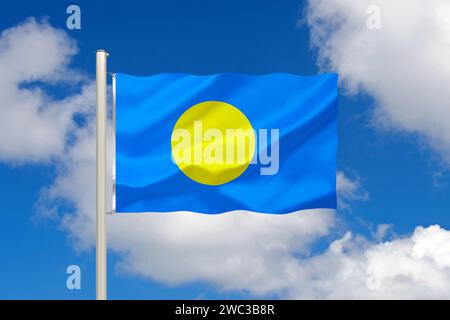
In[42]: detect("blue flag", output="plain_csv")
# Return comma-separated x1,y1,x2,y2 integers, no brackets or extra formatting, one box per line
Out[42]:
115,73,337,214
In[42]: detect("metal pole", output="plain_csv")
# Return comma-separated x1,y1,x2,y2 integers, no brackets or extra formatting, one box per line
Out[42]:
96,49,108,300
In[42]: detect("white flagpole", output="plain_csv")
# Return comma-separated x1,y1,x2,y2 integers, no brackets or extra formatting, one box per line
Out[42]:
96,49,108,300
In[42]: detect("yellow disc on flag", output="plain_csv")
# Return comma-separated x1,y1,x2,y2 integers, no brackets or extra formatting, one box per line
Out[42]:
171,101,255,185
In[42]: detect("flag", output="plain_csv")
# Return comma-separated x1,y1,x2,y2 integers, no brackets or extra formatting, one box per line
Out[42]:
115,73,338,214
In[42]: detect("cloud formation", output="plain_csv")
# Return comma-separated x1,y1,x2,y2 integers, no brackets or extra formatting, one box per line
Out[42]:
307,0,450,160
43,135,450,298
336,171,369,210
0,18,94,163
39,117,336,295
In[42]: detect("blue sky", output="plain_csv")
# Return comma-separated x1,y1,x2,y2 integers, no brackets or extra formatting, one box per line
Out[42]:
0,0,450,299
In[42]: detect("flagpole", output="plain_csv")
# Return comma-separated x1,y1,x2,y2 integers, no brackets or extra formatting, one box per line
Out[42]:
96,49,108,300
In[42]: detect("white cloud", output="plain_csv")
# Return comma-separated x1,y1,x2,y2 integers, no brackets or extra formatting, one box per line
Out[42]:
307,0,450,161
41,138,450,298
336,171,368,210
280,225,450,299
39,115,450,299
2,18,450,299
39,121,335,294
0,18,93,163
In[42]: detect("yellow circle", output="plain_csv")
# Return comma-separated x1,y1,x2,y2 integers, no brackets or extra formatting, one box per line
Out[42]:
171,101,255,185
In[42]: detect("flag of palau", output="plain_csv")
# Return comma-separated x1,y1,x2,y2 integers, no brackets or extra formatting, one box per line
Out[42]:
115,73,338,214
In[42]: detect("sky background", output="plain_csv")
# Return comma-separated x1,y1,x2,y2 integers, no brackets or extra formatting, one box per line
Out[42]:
0,0,450,299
